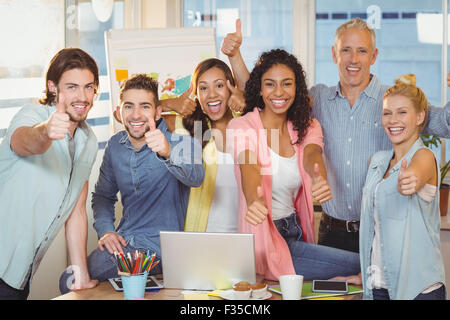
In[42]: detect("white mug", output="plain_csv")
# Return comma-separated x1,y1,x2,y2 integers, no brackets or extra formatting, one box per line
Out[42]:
279,274,304,300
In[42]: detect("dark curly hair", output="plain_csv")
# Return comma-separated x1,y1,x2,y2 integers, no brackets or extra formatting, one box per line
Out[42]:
183,58,236,148
243,49,312,145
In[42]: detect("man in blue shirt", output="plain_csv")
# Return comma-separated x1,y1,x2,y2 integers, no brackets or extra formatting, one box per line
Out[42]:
60,74,204,293
221,18,450,253
0,48,100,299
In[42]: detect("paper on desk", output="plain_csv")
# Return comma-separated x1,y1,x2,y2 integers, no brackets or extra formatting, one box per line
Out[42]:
207,290,223,297
182,290,211,300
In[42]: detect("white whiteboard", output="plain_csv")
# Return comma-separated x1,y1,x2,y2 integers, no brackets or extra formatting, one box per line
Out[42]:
104,27,217,132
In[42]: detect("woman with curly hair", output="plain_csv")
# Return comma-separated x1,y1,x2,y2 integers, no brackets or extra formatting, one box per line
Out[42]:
227,49,360,280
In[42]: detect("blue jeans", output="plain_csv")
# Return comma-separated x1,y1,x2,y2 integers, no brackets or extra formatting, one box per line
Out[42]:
372,285,446,300
273,213,360,280
59,243,162,294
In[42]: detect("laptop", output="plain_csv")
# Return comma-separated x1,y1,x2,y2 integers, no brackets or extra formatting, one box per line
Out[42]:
160,231,256,290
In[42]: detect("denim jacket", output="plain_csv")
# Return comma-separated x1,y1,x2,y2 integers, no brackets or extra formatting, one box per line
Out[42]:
91,119,204,257
360,138,446,300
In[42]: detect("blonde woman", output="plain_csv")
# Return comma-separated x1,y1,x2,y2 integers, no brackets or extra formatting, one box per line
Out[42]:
339,74,446,300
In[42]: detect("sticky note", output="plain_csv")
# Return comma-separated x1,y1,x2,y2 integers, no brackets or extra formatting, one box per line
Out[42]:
115,69,129,82
207,290,223,297
147,72,159,81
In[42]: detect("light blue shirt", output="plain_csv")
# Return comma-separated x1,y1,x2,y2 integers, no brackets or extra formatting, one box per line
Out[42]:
0,104,98,289
360,139,445,300
310,75,450,221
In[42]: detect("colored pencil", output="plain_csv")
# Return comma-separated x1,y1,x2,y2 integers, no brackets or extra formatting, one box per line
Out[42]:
148,260,160,272
114,250,159,275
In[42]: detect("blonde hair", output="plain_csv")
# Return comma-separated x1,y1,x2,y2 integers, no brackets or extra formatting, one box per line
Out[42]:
334,18,376,50
383,74,428,130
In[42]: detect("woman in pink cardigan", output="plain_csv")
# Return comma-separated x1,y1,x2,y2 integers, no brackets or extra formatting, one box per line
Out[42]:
227,49,360,281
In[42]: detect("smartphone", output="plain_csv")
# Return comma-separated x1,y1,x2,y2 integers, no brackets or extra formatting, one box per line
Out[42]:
312,280,348,293
108,275,164,292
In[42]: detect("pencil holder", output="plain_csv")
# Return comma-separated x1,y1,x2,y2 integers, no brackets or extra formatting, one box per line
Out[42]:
121,272,148,300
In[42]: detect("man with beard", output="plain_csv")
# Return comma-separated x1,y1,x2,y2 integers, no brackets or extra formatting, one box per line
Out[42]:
59,74,204,292
0,48,100,299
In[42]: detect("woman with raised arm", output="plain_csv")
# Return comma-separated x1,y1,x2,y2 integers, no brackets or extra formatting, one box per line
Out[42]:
226,49,360,280
359,75,446,300
182,58,245,232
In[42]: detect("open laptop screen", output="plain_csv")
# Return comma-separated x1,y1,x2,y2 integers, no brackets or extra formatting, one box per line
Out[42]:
160,231,256,290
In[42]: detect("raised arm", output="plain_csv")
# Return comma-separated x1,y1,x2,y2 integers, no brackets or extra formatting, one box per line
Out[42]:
303,143,332,204
221,18,250,91
10,94,71,156
226,80,246,113
422,71,450,138
239,150,269,225
156,131,205,188
397,148,437,196
160,84,196,117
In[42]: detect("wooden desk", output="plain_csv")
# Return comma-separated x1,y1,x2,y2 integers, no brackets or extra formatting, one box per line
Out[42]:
53,277,362,300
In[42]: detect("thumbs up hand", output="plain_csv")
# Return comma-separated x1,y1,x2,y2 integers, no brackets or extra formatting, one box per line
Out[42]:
398,159,418,195
221,18,242,57
311,163,333,203
144,117,171,159
176,83,196,116
46,91,71,140
245,185,269,226
226,80,246,113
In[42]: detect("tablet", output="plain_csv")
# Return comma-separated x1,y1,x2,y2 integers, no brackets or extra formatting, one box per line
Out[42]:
108,275,164,291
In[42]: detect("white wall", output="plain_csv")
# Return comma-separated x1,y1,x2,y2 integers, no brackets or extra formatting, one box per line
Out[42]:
28,228,67,300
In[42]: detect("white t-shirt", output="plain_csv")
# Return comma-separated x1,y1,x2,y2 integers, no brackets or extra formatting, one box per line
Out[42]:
206,151,239,232
269,148,301,220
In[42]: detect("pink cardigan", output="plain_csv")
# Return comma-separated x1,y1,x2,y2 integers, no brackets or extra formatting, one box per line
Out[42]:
226,108,324,280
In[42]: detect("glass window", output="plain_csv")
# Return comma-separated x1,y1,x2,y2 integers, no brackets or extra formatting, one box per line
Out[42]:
69,0,125,148
76,0,124,75
184,0,293,70
0,0,64,142
0,0,124,147
316,0,442,106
